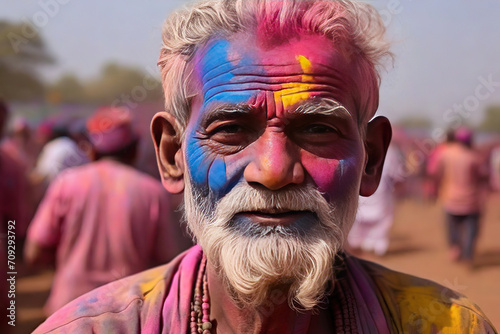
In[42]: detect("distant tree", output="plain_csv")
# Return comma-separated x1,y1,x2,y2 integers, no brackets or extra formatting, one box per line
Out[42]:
84,63,163,105
478,105,500,133
395,116,433,129
48,74,86,104
0,20,53,101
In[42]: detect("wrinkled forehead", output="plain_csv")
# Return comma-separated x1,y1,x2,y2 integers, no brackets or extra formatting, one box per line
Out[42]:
191,32,365,120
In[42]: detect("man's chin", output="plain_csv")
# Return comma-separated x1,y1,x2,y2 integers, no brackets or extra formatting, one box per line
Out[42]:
202,226,340,311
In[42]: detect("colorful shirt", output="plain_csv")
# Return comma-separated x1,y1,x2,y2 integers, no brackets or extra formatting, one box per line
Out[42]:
435,143,486,215
34,246,496,333
27,160,192,314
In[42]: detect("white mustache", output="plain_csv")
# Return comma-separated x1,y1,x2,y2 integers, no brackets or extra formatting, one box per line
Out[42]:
212,183,330,219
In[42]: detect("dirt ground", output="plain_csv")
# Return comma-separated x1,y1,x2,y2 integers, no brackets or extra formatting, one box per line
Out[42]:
10,194,500,333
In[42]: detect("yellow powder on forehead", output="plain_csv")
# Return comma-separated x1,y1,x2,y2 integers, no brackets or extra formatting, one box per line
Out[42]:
274,55,314,108
297,55,312,78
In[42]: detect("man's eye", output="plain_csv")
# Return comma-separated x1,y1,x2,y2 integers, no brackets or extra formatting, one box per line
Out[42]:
301,124,338,134
291,123,341,146
206,122,254,148
212,124,244,134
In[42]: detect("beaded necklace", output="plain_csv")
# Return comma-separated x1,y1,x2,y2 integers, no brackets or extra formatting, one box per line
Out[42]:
190,255,212,334
189,253,359,333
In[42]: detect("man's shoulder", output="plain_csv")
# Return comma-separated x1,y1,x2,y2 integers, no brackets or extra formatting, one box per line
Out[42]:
357,257,469,304
352,257,496,332
33,265,171,333
34,246,202,333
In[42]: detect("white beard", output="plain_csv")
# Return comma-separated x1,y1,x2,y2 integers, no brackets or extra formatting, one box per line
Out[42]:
183,175,359,311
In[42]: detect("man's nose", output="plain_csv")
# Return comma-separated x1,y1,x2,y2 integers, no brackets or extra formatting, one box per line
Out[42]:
243,133,305,190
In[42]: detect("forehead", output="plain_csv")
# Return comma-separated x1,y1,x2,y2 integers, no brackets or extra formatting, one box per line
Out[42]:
191,33,361,119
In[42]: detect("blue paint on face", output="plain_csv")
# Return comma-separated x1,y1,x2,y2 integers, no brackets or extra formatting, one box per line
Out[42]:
208,158,227,192
339,159,345,177
185,38,256,197
197,39,259,106
185,133,210,188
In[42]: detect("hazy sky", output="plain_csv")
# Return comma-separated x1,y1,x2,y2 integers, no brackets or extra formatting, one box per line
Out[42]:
2,0,500,127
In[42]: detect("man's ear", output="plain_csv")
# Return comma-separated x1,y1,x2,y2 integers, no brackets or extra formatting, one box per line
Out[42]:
359,116,392,196
151,112,185,193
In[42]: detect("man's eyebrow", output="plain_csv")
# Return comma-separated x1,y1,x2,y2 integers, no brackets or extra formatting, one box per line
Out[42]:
291,100,352,119
200,104,253,128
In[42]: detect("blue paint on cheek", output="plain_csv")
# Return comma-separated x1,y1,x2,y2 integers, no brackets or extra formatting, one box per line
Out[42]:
184,129,230,197
185,131,210,188
208,158,227,193
339,160,345,177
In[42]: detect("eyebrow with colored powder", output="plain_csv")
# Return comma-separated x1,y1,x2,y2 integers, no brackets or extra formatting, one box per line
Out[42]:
200,104,254,129
292,99,352,119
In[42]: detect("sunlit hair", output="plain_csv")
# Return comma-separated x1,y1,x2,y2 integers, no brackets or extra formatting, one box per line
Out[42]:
183,174,359,310
158,0,392,132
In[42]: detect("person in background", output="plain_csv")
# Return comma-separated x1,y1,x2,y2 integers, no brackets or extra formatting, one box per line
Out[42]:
425,128,455,200
31,118,90,186
0,99,26,334
25,106,192,315
348,142,405,256
0,110,32,245
0,116,37,172
432,127,489,266
33,1,495,333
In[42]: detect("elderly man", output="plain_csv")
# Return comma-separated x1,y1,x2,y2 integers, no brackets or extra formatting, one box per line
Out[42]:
34,0,495,333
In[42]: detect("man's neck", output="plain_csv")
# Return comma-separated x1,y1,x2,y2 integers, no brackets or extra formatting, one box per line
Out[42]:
206,264,334,334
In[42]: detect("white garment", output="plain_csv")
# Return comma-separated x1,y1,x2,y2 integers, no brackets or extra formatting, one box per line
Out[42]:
35,137,89,181
348,144,405,255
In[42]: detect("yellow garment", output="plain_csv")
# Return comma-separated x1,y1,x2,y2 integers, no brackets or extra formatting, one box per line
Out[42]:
356,258,496,333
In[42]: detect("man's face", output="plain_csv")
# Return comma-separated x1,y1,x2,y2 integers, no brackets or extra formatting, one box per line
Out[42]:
184,33,366,214
177,33,368,309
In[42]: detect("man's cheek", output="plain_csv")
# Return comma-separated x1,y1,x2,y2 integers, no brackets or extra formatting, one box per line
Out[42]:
214,154,252,195
185,144,229,195
302,157,360,199
185,135,249,196
185,133,213,189
302,158,340,192
207,159,227,193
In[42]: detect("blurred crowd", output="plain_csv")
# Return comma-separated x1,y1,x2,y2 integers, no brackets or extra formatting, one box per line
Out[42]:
348,124,500,265
0,99,193,332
